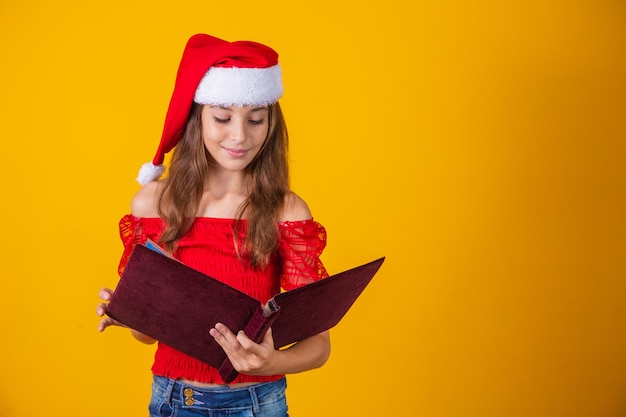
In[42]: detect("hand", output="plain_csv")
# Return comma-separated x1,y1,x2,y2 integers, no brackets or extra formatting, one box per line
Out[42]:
209,323,279,376
96,287,156,344
96,287,127,332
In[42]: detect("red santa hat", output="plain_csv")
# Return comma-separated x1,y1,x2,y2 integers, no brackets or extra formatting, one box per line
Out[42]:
137,33,283,185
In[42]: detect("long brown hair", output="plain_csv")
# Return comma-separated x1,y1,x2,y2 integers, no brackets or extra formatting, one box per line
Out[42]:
157,102,290,267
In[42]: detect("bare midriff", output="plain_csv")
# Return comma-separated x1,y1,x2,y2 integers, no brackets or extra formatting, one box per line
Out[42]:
179,378,258,388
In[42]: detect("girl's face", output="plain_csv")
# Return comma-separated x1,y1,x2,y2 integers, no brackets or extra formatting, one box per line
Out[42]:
201,105,270,172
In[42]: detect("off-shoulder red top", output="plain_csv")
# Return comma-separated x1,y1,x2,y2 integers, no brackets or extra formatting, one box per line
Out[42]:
117,214,329,384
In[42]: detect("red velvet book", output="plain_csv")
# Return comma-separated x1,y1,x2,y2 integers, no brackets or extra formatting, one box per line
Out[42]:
106,243,385,382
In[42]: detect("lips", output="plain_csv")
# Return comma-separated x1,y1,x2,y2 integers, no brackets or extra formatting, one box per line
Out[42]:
223,147,249,158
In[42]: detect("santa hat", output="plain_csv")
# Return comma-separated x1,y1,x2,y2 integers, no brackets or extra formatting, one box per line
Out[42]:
137,34,283,185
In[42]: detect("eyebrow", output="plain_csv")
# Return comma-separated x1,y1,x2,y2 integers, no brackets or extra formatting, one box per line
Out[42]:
212,105,269,113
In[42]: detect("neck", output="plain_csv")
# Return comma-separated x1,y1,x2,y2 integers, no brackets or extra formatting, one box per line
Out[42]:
197,169,251,218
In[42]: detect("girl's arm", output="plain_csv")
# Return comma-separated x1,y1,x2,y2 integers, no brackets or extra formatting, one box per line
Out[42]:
96,182,162,344
210,191,331,376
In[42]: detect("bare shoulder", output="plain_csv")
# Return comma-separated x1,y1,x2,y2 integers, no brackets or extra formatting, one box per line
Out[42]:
130,180,162,217
280,192,313,222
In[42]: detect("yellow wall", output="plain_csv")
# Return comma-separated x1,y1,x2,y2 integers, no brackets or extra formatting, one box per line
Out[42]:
1,1,625,416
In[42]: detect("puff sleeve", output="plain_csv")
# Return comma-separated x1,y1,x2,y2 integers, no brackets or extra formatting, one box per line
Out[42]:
117,215,164,276
277,219,329,291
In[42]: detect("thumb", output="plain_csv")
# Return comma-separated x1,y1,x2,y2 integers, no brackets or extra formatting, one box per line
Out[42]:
262,327,275,346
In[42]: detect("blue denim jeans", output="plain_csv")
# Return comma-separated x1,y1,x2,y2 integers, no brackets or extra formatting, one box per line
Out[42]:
149,375,289,417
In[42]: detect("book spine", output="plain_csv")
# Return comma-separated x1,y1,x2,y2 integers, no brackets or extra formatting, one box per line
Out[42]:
218,306,279,383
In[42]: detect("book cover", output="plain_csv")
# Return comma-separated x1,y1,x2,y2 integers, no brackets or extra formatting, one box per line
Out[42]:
106,243,385,382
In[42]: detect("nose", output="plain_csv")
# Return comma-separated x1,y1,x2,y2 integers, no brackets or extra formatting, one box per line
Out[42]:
230,120,247,144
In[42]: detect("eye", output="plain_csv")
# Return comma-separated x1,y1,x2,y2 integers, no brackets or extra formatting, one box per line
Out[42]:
249,119,265,126
214,117,230,124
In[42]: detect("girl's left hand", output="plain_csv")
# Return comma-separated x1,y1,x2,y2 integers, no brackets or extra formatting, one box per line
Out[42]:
209,323,280,376
96,287,128,332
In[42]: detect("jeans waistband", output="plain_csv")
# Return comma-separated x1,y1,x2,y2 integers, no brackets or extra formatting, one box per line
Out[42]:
154,375,286,411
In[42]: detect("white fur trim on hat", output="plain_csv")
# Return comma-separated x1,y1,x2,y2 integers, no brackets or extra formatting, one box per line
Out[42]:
137,162,166,185
194,64,283,106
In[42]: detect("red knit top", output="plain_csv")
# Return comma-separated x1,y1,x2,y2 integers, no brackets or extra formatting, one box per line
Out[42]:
117,214,329,384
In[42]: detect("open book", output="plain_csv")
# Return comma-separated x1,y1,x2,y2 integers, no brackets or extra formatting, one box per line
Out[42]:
106,243,385,382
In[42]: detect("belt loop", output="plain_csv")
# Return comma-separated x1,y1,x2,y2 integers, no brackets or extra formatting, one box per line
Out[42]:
248,386,260,413
164,378,176,404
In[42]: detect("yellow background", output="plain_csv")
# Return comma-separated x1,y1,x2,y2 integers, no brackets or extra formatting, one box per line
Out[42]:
1,1,625,416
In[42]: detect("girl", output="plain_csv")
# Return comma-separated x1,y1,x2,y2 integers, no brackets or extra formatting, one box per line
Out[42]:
96,33,331,417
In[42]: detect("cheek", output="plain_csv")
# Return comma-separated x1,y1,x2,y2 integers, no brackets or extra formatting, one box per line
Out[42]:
202,124,223,143
254,125,270,143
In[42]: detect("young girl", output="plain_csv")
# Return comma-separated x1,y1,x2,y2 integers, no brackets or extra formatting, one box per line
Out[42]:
96,33,330,417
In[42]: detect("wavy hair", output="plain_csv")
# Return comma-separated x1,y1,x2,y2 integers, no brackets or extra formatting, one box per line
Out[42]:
157,102,290,267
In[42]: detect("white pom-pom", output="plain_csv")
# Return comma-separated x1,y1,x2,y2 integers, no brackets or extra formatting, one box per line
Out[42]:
136,162,166,185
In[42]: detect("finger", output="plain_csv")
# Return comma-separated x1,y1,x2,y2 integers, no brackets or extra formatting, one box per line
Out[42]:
234,331,267,370
232,332,274,374
95,302,108,317
210,323,240,352
98,316,127,331
261,327,274,347
99,287,113,301
211,323,236,341
237,327,274,351
224,334,255,373
98,317,115,332
236,329,253,349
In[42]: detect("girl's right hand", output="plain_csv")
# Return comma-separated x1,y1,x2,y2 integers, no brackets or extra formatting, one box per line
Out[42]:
96,287,127,332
